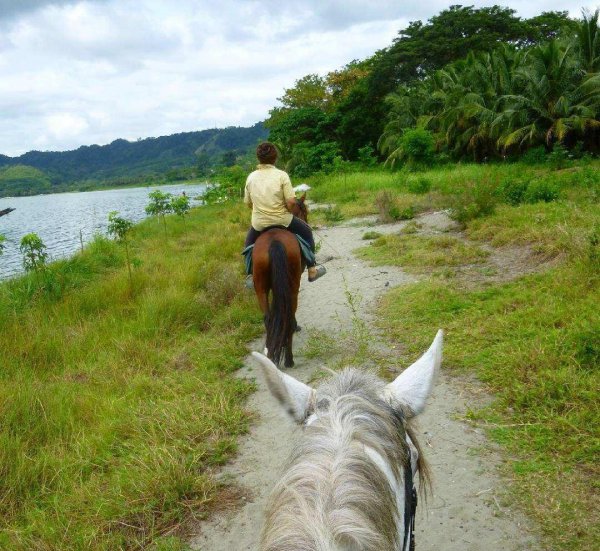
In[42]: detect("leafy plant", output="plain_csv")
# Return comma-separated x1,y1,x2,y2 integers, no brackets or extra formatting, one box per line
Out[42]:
407,177,432,194
145,190,173,236
171,195,191,224
0,233,5,255
524,179,560,203
107,211,134,285
499,178,530,205
19,233,48,272
450,180,497,224
357,145,378,167
323,205,344,223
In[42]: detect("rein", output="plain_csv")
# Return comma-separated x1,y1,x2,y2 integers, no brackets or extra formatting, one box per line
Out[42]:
403,461,418,551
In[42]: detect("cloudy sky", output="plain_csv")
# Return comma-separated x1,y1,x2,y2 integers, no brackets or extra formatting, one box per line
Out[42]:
0,0,594,156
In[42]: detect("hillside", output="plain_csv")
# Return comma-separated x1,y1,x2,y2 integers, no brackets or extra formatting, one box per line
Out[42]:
0,123,267,197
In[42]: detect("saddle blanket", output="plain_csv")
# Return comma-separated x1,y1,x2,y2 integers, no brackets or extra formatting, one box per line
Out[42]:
241,234,315,275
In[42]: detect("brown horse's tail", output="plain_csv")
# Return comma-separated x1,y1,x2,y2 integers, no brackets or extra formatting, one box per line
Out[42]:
266,239,294,366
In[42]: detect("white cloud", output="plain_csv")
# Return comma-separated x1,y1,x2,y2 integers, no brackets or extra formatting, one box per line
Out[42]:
0,0,595,156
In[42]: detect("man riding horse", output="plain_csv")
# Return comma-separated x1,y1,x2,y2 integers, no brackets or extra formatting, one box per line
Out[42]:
243,142,326,285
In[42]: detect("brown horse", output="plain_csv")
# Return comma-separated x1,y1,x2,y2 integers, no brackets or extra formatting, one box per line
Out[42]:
252,195,308,368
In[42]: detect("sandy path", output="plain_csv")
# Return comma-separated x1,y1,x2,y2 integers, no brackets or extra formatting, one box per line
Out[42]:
190,214,540,550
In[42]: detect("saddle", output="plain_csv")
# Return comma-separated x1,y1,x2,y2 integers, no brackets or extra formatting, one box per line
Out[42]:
241,227,315,276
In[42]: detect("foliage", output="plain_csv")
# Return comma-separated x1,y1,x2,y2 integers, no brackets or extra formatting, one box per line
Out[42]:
0,164,52,197
383,128,435,169
523,179,560,203
323,205,344,223
407,177,432,194
107,211,133,242
19,233,48,272
0,124,267,197
145,190,173,235
107,211,134,284
357,145,378,167
170,194,191,219
0,234,5,255
380,11,600,163
449,180,498,224
0,203,263,550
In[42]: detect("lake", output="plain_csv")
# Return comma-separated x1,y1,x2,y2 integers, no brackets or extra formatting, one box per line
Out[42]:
0,183,208,279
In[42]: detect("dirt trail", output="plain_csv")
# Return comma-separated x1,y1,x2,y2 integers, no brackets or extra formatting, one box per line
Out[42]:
190,213,540,551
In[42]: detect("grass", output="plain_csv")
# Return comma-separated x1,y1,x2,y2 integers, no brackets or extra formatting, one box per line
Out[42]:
356,233,489,272
0,203,263,550
311,159,600,551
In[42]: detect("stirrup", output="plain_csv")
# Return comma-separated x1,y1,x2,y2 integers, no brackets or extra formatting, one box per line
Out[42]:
308,265,327,282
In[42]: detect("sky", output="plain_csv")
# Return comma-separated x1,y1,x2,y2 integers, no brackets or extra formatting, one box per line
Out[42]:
0,0,595,156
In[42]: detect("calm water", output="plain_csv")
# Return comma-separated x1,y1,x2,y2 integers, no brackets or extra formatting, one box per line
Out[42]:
0,183,208,279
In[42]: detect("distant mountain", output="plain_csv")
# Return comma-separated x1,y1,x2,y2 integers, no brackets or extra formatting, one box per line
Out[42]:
0,123,268,197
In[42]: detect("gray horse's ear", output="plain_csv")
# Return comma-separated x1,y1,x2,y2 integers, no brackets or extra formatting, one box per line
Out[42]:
382,330,443,417
252,352,314,423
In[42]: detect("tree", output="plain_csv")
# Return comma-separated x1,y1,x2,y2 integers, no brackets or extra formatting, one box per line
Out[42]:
171,194,191,224
495,40,600,151
107,211,134,285
145,190,173,236
20,233,48,272
577,9,600,73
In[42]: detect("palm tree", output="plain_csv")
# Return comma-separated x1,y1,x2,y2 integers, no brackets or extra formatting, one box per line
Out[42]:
495,39,600,151
577,9,600,73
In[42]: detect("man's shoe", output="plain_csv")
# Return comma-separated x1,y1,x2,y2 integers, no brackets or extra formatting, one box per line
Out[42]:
245,275,254,289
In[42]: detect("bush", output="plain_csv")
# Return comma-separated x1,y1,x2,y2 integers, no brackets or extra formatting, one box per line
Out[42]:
407,177,432,195
400,128,435,169
357,145,378,167
548,144,569,170
362,231,383,240
375,190,415,222
323,205,344,223
524,179,560,203
450,180,497,224
522,146,547,165
499,178,529,205
390,205,415,220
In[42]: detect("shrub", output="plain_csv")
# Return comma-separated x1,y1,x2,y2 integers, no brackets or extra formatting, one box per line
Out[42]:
407,177,432,195
20,233,48,272
323,205,344,223
357,145,378,167
499,178,529,205
548,144,569,170
522,146,547,165
362,231,383,240
450,180,497,224
399,128,435,169
0,233,5,255
391,205,415,220
524,179,560,203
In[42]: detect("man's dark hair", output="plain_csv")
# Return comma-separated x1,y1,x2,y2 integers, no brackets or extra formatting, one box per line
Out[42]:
256,142,278,164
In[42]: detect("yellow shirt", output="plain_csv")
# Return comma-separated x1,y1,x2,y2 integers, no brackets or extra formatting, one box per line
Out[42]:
244,164,295,231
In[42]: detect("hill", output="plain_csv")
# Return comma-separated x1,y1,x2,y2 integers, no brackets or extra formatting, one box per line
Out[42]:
0,123,267,197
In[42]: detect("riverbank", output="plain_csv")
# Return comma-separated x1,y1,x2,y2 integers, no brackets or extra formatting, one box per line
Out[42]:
0,203,263,550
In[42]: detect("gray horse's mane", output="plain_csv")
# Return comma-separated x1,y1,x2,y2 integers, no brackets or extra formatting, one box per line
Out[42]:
261,368,427,551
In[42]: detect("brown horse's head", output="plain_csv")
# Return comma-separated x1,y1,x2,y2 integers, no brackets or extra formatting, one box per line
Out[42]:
291,192,308,222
